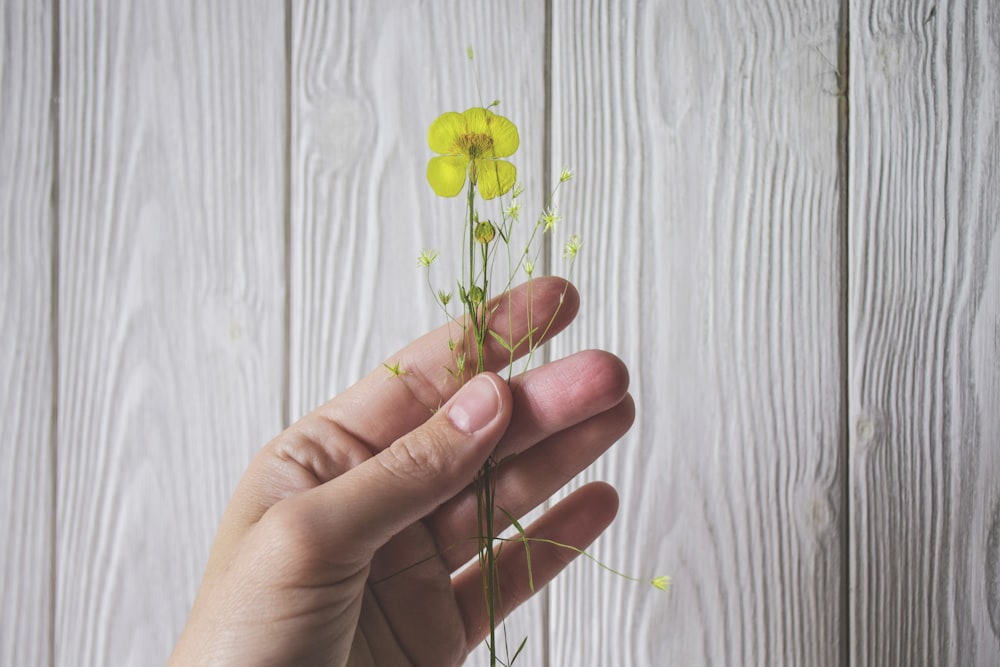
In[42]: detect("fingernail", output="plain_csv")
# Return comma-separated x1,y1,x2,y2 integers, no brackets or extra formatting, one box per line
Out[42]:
448,375,500,434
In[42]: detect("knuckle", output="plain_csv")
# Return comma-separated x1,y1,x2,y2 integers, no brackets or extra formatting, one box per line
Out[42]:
379,427,453,485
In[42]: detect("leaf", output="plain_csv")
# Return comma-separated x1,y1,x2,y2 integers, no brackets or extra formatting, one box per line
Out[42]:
487,326,539,355
500,507,534,593
488,329,514,352
511,636,528,663
510,327,539,352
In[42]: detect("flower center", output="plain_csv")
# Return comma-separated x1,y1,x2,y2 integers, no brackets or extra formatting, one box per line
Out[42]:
457,133,493,159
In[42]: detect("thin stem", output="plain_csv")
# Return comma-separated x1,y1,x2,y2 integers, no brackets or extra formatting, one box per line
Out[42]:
464,178,501,666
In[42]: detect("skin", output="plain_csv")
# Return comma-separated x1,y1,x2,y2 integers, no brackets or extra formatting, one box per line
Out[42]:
169,278,635,666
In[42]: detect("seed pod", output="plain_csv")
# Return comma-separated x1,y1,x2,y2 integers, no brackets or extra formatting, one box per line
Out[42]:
475,220,496,244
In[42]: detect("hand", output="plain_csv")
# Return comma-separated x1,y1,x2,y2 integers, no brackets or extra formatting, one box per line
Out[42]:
169,278,635,666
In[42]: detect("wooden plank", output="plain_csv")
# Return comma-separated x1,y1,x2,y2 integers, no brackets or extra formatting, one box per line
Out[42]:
288,2,548,662
55,2,286,664
548,0,845,664
849,0,1000,664
0,1,54,664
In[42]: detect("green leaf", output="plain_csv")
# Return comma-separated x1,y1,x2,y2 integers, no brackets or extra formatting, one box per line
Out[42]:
488,329,514,352
511,328,539,351
510,636,528,663
500,507,534,593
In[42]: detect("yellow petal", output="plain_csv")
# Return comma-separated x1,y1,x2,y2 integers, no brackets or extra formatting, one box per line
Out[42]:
428,112,466,154
427,155,468,197
462,107,491,135
476,159,516,200
486,113,519,157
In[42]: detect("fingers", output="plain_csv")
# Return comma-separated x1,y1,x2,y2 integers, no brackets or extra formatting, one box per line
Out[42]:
223,351,626,559
269,373,512,568
453,482,621,647
424,349,632,570
311,277,579,453
223,280,579,534
496,349,631,461
429,391,635,571
233,348,631,571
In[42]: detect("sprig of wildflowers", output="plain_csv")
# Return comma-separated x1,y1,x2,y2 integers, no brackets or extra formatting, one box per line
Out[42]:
411,49,666,666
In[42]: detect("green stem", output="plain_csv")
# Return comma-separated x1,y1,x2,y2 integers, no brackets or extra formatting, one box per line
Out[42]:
466,179,499,666
467,181,477,344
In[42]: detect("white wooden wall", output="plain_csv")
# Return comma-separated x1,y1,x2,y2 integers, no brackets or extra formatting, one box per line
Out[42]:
2,1,998,665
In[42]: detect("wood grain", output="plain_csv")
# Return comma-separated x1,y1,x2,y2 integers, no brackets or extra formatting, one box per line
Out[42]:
1,0,995,664
288,0,549,413
55,2,286,664
288,2,550,663
547,1,845,664
849,0,1000,664
1,1,54,664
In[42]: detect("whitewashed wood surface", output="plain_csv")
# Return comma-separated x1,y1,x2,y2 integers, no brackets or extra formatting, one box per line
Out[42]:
849,1,1000,665
548,0,845,664
2,2,54,665
54,2,286,664
1,0,997,665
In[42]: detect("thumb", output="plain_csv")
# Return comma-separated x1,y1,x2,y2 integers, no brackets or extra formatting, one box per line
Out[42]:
299,372,511,558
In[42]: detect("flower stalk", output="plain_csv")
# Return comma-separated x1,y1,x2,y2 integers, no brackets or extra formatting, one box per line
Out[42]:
423,102,581,665
416,61,664,663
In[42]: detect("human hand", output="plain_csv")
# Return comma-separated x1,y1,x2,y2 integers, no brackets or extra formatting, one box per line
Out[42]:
169,278,635,666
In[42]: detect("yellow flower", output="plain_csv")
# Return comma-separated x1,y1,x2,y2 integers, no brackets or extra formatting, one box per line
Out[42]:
427,108,519,199
651,575,671,591
541,206,560,231
383,360,407,377
563,234,582,259
417,248,439,267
